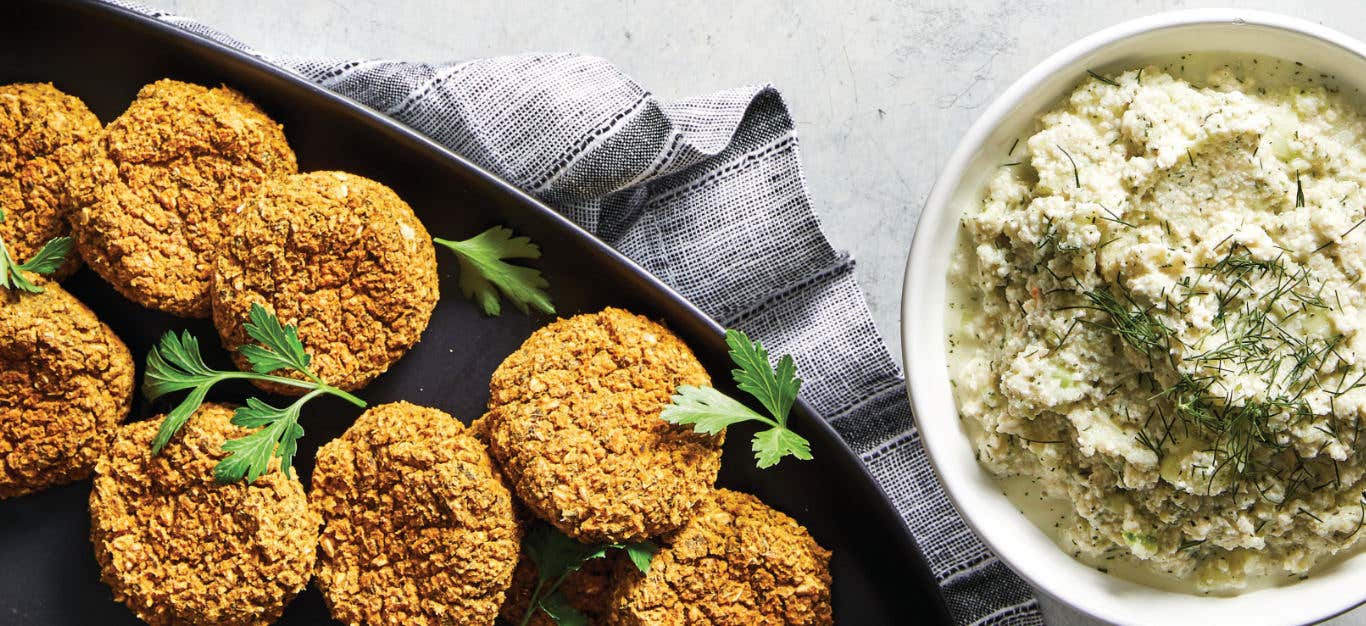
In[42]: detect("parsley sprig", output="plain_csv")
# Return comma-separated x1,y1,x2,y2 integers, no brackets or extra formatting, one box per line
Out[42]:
435,226,554,316
518,523,654,626
145,303,366,483
663,330,814,468
0,207,73,293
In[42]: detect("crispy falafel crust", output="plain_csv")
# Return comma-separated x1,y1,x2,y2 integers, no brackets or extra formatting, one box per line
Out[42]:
211,171,438,393
0,83,100,279
67,79,297,317
89,404,319,626
484,307,721,543
0,277,132,498
608,489,833,625
311,402,521,626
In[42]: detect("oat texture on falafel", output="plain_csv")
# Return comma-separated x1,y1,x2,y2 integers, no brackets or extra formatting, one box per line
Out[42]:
608,489,833,625
483,307,722,543
0,82,101,279
67,79,297,317
0,276,132,498
89,403,318,626
311,402,521,626
211,171,438,394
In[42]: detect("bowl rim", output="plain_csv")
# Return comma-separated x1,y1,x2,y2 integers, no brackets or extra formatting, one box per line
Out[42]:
902,7,1366,625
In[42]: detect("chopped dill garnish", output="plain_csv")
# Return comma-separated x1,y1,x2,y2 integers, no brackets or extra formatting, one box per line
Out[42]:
1008,137,1020,156
1297,507,1325,524
1097,204,1134,228
1068,288,1171,360
1057,145,1081,189
1086,69,1119,87
1296,172,1306,208
1052,318,1080,353
1017,435,1066,445
1343,217,1366,239
1049,243,1360,491
1135,416,1163,457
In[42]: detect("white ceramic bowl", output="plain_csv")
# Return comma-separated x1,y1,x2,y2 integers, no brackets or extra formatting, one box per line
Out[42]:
903,9,1366,626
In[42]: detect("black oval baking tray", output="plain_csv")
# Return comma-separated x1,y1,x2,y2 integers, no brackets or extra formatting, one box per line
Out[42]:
0,1,951,623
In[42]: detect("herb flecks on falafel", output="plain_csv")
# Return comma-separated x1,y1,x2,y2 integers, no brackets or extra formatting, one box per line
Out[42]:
608,489,834,625
312,402,522,626
0,82,101,281
212,171,439,394
0,276,133,498
67,79,298,317
90,404,318,626
0,207,73,293
484,307,724,544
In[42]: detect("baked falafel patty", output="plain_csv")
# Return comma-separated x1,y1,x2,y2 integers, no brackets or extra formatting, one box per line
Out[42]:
484,307,722,543
67,79,297,317
89,404,318,626
0,277,133,498
0,82,101,279
211,171,438,394
311,402,521,625
608,489,833,625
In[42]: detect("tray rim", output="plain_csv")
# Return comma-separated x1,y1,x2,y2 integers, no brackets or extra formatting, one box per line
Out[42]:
32,0,952,620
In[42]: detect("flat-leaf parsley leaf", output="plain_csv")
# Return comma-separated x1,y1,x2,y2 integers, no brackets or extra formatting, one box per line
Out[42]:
238,303,316,377
518,523,654,626
662,330,813,468
144,303,366,482
0,207,73,293
434,226,554,316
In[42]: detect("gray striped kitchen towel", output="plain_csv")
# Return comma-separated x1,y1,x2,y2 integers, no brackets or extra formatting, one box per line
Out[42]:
109,1,1042,623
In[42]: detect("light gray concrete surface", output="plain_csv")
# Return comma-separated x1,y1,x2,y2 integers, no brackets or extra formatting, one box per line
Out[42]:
151,2,1366,624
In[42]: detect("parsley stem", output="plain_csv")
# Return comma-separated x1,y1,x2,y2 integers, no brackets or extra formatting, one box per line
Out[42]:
522,569,576,626
317,384,366,408
295,386,330,406
210,371,366,408
519,578,547,626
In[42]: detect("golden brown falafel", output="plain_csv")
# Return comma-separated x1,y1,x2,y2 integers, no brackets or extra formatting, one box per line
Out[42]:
608,489,833,625
500,555,617,626
464,430,608,626
211,171,438,393
0,82,101,279
311,402,521,625
483,307,721,543
0,276,133,498
89,403,318,626
67,79,297,317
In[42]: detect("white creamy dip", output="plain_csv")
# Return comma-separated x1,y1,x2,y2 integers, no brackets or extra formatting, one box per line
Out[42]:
947,56,1366,592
